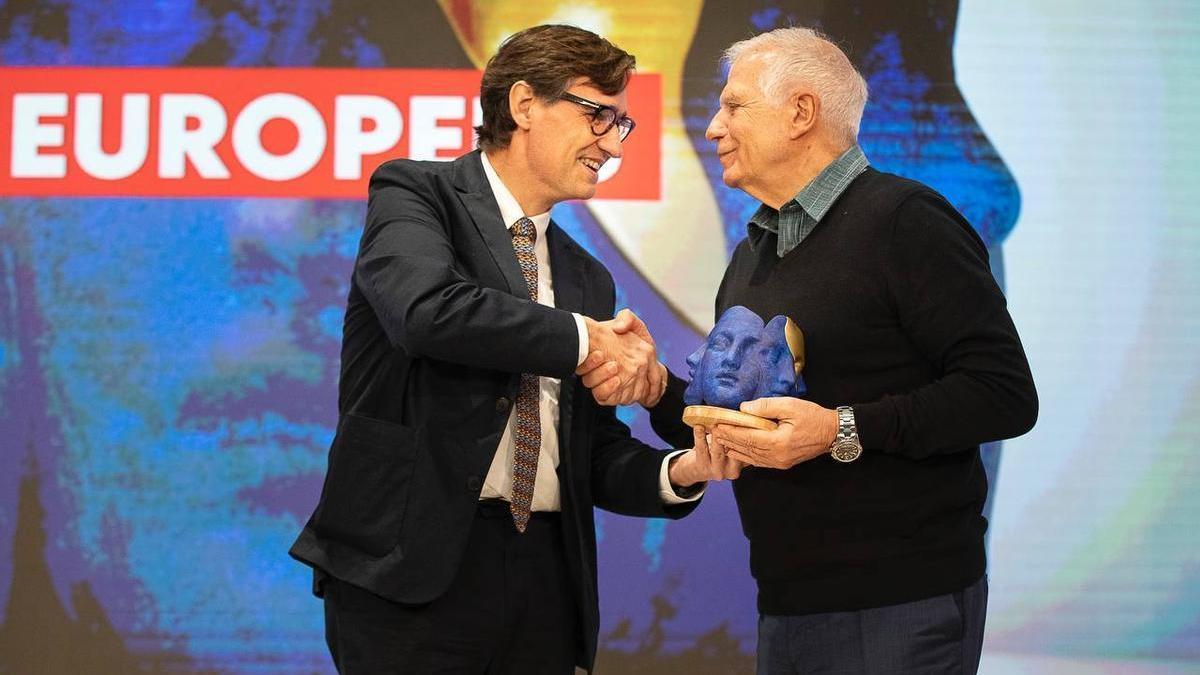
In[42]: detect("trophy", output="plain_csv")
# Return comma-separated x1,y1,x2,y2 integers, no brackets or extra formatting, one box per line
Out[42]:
681,306,806,431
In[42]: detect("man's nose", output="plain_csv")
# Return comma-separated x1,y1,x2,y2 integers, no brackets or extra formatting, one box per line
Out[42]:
598,125,623,159
705,111,726,141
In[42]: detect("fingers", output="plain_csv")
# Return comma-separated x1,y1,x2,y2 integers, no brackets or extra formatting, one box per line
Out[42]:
724,448,761,468
609,308,655,346
578,349,623,406
580,361,618,389
607,368,635,405
707,432,745,475
590,375,623,405
692,426,748,482
600,331,651,400
587,368,655,408
722,457,744,479
739,396,802,420
630,372,648,405
679,428,713,485
641,361,665,407
575,349,608,376
582,318,661,407
619,334,654,405
711,423,774,454
645,358,662,390
717,451,739,479
712,423,785,469
704,429,724,468
620,378,646,406
610,308,635,333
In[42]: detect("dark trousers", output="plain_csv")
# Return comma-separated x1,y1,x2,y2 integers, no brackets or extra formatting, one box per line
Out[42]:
323,502,579,674
757,575,988,675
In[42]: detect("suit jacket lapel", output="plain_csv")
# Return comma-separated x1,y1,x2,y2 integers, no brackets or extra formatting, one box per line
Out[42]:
453,151,527,298
547,220,585,479
547,222,584,315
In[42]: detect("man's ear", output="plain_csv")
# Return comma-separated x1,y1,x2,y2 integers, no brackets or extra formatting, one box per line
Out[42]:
788,91,819,140
509,80,537,132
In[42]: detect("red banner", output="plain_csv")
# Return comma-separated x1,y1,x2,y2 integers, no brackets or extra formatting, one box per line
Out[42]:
0,68,661,200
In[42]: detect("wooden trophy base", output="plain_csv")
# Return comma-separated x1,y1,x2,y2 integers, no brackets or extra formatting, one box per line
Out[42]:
682,405,778,431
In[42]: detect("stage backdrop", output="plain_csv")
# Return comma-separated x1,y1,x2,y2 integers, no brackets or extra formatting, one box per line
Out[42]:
1,1,1197,673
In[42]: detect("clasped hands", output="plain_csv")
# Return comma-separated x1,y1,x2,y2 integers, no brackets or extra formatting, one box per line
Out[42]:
575,309,668,407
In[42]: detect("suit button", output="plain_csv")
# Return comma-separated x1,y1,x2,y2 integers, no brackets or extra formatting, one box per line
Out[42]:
495,397,510,413
466,475,482,492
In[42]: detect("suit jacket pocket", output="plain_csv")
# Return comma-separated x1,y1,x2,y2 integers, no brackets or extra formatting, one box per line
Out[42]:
312,413,418,557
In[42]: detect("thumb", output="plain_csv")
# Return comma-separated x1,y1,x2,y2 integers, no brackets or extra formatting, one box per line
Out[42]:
611,308,635,333
740,396,796,420
617,308,656,345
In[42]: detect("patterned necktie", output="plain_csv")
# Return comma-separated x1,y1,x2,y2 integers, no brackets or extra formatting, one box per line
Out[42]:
509,217,540,533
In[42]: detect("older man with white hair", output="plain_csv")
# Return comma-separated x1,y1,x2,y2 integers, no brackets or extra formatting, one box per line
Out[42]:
648,27,1037,673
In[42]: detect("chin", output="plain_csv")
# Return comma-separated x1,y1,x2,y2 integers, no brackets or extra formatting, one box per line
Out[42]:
567,179,597,201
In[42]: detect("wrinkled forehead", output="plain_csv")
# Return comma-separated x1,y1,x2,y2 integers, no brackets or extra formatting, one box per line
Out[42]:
722,54,769,98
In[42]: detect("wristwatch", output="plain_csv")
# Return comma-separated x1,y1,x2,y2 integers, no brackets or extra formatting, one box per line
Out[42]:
829,406,863,463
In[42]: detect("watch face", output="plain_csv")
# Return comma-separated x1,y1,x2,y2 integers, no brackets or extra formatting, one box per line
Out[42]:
831,441,862,463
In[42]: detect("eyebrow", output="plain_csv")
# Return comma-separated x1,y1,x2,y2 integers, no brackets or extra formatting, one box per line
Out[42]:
600,101,631,120
590,96,628,118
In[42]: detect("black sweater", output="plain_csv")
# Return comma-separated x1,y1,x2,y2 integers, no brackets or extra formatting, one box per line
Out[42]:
652,167,1037,614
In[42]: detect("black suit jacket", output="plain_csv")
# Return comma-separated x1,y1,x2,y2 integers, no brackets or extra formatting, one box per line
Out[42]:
290,150,696,670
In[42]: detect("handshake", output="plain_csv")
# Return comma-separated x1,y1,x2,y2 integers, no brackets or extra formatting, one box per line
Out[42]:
574,309,668,408
575,309,744,488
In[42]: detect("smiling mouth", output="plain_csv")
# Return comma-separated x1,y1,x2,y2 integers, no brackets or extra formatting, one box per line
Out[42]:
579,157,604,175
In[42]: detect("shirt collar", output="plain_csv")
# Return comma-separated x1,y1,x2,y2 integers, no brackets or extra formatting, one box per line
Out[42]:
747,144,869,251
795,144,868,222
480,151,551,238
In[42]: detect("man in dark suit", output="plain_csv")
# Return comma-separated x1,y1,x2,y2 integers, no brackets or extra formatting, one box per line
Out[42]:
289,24,739,674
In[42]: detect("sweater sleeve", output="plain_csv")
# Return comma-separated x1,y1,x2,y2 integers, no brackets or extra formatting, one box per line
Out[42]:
852,192,1038,459
647,371,694,449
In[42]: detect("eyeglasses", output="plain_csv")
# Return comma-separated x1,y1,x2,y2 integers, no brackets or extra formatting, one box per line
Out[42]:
558,92,636,142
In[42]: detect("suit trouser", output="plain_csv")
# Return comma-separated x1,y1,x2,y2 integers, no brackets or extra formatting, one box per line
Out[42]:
323,501,579,674
757,575,988,675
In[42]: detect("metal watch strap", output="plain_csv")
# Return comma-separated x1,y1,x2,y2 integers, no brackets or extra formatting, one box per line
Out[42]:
829,405,862,463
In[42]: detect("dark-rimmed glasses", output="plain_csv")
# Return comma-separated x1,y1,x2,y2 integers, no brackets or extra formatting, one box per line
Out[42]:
558,92,636,142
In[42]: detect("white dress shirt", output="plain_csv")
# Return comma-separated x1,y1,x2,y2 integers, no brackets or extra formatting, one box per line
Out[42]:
478,152,700,510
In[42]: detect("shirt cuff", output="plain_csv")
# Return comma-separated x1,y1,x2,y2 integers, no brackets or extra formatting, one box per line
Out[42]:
573,313,589,367
659,449,705,504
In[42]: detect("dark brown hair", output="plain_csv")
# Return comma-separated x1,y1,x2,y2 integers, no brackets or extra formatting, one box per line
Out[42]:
475,24,636,151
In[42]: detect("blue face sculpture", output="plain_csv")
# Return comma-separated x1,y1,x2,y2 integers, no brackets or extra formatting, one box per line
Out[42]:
685,306,805,408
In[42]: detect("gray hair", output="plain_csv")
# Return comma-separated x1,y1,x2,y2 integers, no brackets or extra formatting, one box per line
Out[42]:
723,27,868,146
